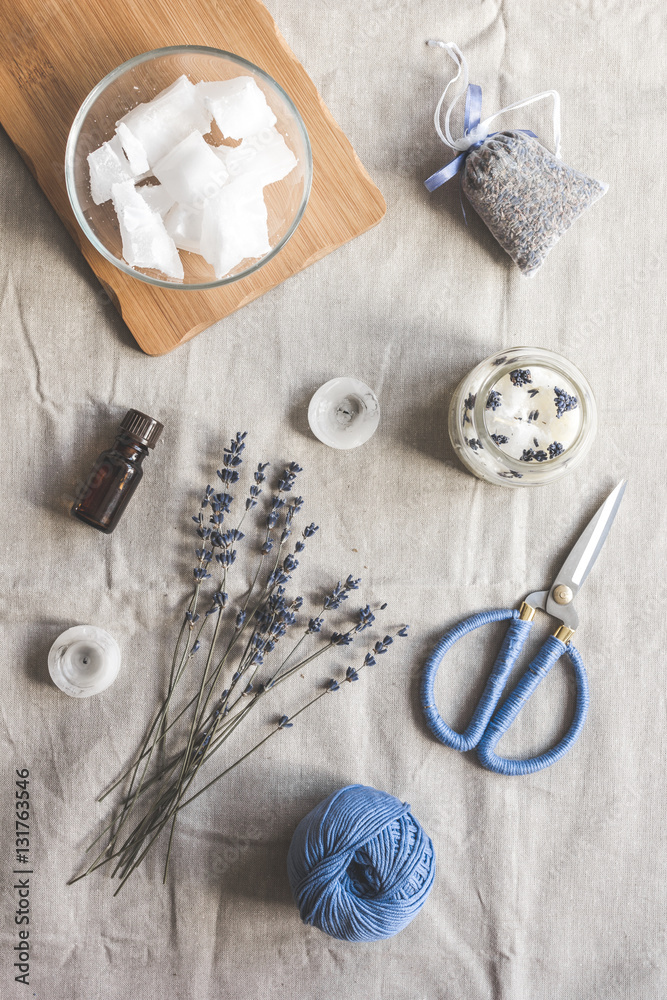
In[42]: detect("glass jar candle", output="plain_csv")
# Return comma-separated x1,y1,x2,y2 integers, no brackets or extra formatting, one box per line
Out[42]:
448,347,597,487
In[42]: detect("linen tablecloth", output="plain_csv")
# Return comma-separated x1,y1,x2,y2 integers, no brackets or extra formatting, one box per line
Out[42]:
1,1,665,997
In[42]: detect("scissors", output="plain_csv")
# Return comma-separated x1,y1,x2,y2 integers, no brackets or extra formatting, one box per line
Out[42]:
421,481,626,775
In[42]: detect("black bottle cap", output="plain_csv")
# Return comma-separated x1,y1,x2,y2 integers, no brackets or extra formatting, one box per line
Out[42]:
120,409,164,449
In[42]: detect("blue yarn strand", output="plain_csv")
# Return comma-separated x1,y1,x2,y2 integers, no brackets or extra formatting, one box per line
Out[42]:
420,609,531,750
476,638,589,775
287,785,436,942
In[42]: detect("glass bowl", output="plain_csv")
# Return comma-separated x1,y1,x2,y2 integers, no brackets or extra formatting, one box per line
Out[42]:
65,46,312,289
448,347,597,487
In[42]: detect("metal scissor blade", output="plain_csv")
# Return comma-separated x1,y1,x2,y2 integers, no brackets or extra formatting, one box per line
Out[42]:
544,480,627,625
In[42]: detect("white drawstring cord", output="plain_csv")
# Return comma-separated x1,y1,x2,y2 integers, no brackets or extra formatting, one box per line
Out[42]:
427,40,562,157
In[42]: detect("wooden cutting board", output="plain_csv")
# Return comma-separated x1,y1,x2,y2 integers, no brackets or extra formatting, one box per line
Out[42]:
0,0,386,355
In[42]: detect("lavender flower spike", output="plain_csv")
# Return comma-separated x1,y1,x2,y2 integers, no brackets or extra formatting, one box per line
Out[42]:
78,432,409,894
356,606,375,631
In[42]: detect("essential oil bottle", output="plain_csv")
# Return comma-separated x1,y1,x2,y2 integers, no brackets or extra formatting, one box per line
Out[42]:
72,409,163,533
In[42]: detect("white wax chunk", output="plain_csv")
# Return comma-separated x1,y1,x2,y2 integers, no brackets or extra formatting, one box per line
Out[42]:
200,176,270,279
223,127,297,187
88,139,133,205
117,75,212,166
137,182,176,217
111,180,184,279
116,121,150,176
111,132,151,182
107,133,128,163
164,203,204,253
153,131,228,209
197,76,277,140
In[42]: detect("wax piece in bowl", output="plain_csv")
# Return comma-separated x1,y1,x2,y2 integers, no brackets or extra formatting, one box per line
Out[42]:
107,134,127,161
224,127,298,186
197,76,276,140
117,75,212,166
137,182,176,217
200,176,270,279
164,203,204,253
153,131,228,209
111,180,184,279
88,138,133,205
116,122,150,176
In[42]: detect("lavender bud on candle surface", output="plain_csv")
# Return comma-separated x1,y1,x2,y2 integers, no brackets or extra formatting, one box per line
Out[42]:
509,369,532,386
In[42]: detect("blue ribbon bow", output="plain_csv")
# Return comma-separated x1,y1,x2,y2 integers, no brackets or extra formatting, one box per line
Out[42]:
424,84,536,193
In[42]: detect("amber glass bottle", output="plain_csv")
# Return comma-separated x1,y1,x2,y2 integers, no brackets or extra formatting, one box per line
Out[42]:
72,409,163,533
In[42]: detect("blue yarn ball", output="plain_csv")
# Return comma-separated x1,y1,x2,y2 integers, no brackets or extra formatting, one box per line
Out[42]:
287,784,436,942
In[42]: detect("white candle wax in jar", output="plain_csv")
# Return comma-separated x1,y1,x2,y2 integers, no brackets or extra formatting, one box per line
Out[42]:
308,377,380,449
483,365,583,461
48,625,121,697
449,347,597,487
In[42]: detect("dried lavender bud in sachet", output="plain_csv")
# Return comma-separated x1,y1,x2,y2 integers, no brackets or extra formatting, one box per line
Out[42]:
424,41,608,277
461,131,607,277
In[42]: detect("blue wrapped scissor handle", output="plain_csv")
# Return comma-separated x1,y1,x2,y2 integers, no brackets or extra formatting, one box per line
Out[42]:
420,608,590,776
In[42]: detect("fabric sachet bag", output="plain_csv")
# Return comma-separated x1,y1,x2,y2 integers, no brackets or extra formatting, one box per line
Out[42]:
425,42,608,276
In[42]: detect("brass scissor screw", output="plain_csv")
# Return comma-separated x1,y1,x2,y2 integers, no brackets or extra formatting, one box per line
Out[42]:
553,584,574,605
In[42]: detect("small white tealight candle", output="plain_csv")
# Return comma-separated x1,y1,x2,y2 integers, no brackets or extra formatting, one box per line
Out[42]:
308,377,380,450
48,626,121,698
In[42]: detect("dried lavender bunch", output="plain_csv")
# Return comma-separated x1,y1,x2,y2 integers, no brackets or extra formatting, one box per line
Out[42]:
71,434,407,893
